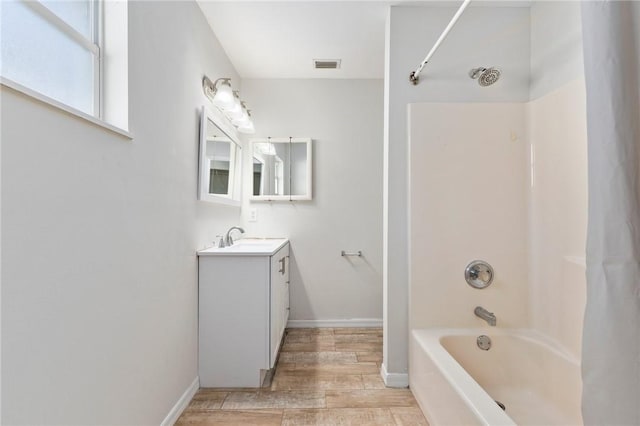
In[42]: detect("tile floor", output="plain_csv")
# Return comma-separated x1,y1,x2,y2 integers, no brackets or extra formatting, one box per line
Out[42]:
176,328,428,425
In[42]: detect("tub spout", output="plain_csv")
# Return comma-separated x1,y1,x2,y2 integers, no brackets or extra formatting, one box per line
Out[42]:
474,306,496,326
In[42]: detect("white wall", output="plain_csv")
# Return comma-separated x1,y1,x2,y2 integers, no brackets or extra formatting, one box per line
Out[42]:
409,103,529,330
1,2,242,424
530,1,584,101
241,79,384,323
385,5,531,377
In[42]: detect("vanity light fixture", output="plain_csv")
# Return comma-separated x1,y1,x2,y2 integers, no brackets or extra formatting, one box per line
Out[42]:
203,75,255,134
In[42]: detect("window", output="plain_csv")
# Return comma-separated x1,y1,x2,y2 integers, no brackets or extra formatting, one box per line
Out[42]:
1,0,101,116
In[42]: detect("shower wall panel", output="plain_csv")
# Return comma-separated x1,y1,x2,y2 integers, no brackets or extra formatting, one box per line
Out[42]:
528,79,587,359
408,103,529,330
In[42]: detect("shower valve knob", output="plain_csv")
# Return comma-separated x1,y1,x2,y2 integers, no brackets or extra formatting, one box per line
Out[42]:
465,260,494,289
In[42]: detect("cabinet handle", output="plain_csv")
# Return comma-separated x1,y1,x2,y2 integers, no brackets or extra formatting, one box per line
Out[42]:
279,257,286,274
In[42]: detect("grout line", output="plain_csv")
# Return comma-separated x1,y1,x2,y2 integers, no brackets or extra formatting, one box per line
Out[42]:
219,391,232,410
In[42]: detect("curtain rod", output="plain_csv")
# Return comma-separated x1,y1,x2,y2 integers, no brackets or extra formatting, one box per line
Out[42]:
409,0,472,85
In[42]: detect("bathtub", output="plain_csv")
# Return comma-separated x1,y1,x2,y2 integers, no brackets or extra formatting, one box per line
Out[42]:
410,329,582,426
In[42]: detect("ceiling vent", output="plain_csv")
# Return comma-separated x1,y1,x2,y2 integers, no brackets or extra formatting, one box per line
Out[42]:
314,59,341,69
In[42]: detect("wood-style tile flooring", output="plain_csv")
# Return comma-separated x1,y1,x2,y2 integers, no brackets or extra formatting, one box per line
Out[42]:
176,328,428,425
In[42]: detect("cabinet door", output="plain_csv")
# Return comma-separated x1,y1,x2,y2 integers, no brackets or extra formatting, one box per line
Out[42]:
283,251,290,327
199,255,270,387
270,243,290,367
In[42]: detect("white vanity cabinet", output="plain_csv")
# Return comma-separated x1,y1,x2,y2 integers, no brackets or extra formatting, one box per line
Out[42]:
197,239,289,388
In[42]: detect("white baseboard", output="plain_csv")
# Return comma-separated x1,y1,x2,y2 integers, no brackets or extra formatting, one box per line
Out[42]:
161,376,199,426
287,319,383,328
381,363,409,388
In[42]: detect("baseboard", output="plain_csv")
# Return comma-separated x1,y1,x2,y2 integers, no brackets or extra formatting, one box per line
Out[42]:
286,319,383,328
381,363,409,388
161,376,199,426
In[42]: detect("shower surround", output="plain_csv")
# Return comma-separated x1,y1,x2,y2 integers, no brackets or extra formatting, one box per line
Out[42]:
408,79,587,424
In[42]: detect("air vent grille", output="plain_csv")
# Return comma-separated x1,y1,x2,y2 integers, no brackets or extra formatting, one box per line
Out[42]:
314,59,341,69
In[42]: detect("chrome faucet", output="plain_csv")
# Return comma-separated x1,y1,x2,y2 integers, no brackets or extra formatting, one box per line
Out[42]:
474,306,496,326
224,226,245,247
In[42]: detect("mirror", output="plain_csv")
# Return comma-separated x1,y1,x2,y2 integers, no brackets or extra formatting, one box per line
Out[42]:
250,138,312,201
198,106,242,206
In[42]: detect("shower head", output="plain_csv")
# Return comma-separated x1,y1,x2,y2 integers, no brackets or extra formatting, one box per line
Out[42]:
469,67,501,87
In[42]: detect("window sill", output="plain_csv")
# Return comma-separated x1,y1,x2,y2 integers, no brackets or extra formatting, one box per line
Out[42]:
1,77,132,140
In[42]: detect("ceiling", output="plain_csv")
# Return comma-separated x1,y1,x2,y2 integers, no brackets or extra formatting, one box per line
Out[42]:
197,1,532,80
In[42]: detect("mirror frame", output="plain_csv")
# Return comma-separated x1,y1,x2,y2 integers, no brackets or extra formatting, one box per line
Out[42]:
249,137,313,201
198,106,243,206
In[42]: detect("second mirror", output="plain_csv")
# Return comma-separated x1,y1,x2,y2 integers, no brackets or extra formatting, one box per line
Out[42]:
250,138,312,201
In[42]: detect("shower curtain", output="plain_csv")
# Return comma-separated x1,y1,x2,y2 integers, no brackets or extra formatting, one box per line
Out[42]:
581,2,640,425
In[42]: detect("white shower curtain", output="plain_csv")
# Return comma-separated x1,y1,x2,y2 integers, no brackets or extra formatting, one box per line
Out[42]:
581,2,640,425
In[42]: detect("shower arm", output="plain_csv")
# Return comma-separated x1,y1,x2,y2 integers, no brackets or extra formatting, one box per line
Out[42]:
409,0,471,86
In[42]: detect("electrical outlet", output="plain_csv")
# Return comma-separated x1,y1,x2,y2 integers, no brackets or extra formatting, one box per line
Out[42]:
248,208,258,222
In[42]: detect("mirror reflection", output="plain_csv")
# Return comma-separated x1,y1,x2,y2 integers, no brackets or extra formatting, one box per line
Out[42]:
250,138,312,200
206,124,235,195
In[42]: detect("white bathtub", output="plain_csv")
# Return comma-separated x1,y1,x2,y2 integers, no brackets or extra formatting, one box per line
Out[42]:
410,329,582,426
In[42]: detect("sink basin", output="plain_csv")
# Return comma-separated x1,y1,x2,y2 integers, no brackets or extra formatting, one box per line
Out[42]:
232,241,274,248
197,238,288,256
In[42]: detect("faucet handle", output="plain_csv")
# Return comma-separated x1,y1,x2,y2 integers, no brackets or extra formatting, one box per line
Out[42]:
216,235,225,248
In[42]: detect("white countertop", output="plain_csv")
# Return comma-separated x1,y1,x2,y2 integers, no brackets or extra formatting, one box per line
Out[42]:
197,238,289,256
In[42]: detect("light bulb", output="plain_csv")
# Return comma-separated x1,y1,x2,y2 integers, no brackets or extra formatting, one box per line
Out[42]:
232,110,250,126
238,120,255,134
212,80,234,109
226,98,244,119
